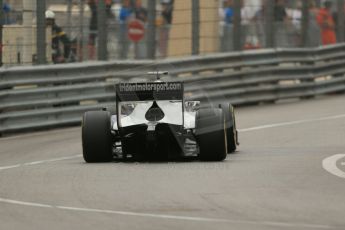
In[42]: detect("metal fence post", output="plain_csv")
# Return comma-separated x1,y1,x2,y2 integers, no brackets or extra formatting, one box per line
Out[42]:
0,0,3,66
36,0,46,64
79,0,85,61
301,0,309,47
147,0,156,59
337,0,345,43
67,0,72,37
192,0,200,55
233,0,242,51
265,0,275,48
23,0,35,65
97,0,108,61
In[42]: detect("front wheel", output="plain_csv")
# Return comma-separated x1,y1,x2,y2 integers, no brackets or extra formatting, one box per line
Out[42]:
82,111,113,163
196,108,227,161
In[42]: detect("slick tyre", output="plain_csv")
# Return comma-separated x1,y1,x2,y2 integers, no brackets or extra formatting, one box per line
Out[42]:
219,103,237,153
82,111,113,163
196,108,227,161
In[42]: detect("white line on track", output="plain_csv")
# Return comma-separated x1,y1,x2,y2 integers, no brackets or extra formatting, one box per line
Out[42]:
238,114,345,132
0,127,80,141
0,154,339,229
0,197,335,229
0,155,82,171
0,164,22,171
322,154,345,179
1,113,345,229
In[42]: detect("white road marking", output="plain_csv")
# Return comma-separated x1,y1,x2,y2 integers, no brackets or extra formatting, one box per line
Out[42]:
0,127,80,141
0,155,82,171
0,197,335,229
1,113,345,228
0,164,22,171
0,198,53,208
239,114,345,132
322,154,345,179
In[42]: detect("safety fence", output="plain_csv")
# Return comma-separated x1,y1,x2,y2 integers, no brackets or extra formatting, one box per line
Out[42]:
2,0,345,66
1,43,345,134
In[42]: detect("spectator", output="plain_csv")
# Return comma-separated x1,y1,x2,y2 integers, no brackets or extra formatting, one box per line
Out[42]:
287,1,302,47
118,0,133,59
220,0,234,51
332,3,345,42
105,0,114,18
87,0,114,60
219,0,226,23
87,0,98,60
119,0,132,23
242,1,260,49
289,1,302,31
2,2,10,12
317,1,336,45
88,0,114,32
241,0,254,26
131,0,148,59
161,0,174,25
134,0,148,22
2,2,12,24
307,0,321,47
274,0,290,47
274,0,288,22
45,10,71,64
159,0,174,57
224,0,234,24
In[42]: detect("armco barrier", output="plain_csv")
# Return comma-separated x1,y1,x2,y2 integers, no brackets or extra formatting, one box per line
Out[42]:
1,44,345,134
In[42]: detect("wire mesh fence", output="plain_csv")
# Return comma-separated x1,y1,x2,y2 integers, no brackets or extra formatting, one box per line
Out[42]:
0,0,345,66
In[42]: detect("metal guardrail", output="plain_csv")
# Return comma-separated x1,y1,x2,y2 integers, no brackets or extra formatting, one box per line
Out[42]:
1,44,345,134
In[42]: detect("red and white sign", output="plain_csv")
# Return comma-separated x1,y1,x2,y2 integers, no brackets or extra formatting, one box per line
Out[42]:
128,20,145,42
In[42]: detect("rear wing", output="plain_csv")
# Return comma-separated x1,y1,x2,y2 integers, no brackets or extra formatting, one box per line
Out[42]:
115,82,184,102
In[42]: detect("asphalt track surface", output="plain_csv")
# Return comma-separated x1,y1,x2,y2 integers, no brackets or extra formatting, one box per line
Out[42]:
0,95,345,230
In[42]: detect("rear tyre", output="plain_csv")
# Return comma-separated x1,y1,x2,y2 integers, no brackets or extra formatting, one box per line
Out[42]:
219,103,237,153
82,111,113,163
196,108,227,161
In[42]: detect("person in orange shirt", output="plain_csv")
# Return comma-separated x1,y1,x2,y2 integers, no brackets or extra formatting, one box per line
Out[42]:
317,1,336,45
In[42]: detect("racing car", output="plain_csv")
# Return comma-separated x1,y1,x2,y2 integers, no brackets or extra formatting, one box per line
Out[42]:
82,75,238,162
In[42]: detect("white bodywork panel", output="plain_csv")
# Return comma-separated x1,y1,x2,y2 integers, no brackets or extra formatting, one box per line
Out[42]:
120,102,153,128
111,101,197,130
111,115,118,130
117,100,184,128
156,101,183,125
184,111,196,129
